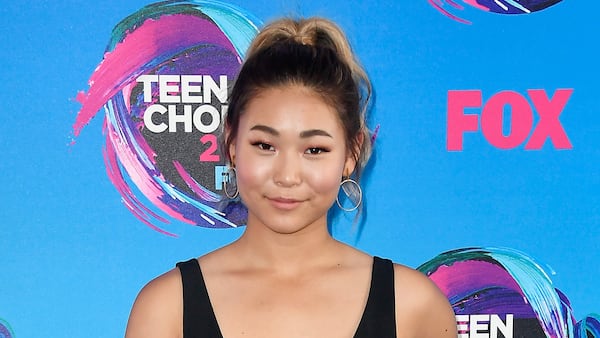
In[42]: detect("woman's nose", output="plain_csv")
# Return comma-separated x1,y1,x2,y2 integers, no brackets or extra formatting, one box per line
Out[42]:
272,151,302,187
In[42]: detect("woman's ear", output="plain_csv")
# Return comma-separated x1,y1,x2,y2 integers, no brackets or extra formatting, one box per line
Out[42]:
344,132,364,176
229,142,236,166
344,156,357,178
224,127,236,166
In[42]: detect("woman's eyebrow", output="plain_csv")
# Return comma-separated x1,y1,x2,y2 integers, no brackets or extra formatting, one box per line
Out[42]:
250,124,278,136
300,129,333,138
249,125,332,138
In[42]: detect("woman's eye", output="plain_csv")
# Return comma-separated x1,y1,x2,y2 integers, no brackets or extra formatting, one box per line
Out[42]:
305,147,327,155
252,142,274,151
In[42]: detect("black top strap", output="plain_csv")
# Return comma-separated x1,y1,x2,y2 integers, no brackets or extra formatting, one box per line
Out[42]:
353,256,397,338
176,259,224,338
177,256,396,338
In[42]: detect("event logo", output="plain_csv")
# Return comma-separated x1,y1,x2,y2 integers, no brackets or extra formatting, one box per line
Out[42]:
418,247,600,338
73,1,261,234
457,314,514,338
0,318,15,338
428,0,563,24
447,89,573,151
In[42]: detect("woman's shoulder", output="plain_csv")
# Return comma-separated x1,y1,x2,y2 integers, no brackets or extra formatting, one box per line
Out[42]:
137,266,183,300
391,262,448,308
391,262,457,337
125,266,184,338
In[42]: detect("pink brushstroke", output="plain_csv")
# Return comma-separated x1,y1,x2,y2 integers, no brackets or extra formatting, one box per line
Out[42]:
446,0,466,10
102,130,176,236
173,161,220,202
73,14,237,137
427,0,472,24
103,115,196,232
371,124,380,144
429,260,525,298
463,0,490,11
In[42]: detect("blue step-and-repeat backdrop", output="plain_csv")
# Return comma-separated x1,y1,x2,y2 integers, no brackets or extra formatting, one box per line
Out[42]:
1,1,598,337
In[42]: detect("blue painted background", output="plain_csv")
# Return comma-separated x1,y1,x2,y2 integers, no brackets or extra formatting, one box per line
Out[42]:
1,1,597,336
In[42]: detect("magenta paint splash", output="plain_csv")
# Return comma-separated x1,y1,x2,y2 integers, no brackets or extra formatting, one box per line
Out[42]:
428,0,563,24
74,1,261,234
418,247,600,338
0,318,14,338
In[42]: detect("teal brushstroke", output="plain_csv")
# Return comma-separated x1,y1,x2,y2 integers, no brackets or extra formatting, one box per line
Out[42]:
575,313,600,338
419,247,572,337
200,1,261,58
491,247,570,338
106,1,260,55
0,317,15,338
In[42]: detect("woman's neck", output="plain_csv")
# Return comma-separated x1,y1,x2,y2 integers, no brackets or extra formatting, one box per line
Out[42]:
231,218,342,274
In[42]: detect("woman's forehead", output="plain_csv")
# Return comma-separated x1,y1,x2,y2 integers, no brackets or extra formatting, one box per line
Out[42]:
240,85,344,131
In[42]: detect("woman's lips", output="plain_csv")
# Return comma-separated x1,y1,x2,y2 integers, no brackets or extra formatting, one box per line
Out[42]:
268,197,303,210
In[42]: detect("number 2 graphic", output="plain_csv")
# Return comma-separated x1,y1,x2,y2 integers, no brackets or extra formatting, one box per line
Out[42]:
199,134,220,162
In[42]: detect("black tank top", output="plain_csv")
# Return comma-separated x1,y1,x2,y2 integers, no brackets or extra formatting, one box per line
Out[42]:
176,256,396,338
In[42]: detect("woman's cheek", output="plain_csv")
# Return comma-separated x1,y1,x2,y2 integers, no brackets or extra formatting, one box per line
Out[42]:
306,163,343,194
236,156,272,191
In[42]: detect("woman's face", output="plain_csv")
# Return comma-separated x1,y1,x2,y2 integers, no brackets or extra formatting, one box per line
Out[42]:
230,85,356,235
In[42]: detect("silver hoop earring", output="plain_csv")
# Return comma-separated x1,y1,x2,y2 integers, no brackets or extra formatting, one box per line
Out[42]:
222,167,239,199
336,178,362,212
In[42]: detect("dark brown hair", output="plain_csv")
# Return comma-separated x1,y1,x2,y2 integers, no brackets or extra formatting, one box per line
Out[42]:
225,17,372,179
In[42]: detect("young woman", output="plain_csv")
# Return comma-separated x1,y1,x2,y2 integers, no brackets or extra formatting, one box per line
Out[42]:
125,17,457,338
